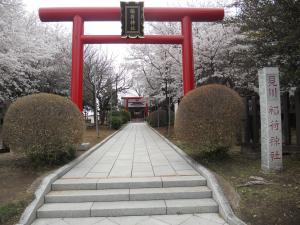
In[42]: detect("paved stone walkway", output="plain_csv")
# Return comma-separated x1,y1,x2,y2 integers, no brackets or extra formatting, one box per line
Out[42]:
30,123,228,225
63,123,199,179
32,213,227,225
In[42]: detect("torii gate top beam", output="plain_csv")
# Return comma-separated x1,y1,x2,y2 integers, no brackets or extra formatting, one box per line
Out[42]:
39,7,224,22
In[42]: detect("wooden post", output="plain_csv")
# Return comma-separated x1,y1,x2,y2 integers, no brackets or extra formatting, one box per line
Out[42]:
252,96,259,144
282,92,290,145
243,97,251,145
295,88,300,146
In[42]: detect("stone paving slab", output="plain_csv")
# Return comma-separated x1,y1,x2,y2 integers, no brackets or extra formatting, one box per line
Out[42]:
62,123,199,179
31,213,228,225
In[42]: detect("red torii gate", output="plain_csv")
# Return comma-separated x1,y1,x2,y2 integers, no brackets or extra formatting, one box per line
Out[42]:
122,96,149,117
39,7,224,111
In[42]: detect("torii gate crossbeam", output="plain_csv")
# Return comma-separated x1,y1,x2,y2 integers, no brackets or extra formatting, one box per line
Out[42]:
39,7,224,111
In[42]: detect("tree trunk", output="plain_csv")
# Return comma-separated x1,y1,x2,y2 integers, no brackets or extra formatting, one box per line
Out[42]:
93,86,97,126
165,80,169,124
100,110,106,125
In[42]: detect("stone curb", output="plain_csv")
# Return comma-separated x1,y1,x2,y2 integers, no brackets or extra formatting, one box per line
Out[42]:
149,125,247,225
16,127,122,225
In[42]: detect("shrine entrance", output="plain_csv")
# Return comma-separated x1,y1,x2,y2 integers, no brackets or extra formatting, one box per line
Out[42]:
39,6,224,111
122,96,149,121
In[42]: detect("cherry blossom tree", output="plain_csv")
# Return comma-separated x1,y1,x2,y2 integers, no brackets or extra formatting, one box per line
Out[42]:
83,46,131,124
0,0,71,103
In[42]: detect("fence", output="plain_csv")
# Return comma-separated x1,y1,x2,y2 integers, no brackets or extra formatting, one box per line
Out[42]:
242,88,300,153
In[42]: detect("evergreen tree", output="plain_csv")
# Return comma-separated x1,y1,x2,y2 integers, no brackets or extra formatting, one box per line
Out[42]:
233,0,300,88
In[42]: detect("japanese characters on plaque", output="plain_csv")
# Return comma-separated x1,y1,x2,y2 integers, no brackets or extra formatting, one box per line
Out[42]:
121,2,144,38
258,67,282,172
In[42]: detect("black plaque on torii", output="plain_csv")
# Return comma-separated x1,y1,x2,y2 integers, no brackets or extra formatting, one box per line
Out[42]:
121,2,144,38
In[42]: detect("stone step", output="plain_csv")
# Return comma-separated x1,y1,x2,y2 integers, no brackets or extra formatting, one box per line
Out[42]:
52,176,206,191
45,186,212,203
45,189,129,203
37,199,218,218
166,199,218,215
131,186,211,201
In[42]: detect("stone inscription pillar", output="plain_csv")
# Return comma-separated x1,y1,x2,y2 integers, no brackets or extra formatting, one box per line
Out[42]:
258,67,283,172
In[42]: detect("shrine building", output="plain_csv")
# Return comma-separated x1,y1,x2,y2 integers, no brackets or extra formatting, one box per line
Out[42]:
122,97,149,120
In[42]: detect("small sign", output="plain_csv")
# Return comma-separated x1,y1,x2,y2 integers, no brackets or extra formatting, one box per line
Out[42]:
121,1,144,38
128,98,146,108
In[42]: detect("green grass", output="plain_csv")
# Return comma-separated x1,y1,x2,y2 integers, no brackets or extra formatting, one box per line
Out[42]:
0,194,33,225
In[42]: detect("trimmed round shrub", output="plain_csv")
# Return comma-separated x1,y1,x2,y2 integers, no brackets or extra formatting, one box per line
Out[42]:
148,109,174,127
174,84,244,157
3,93,85,165
110,116,122,129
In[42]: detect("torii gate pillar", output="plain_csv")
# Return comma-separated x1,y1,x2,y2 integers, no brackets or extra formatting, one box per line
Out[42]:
182,16,195,92
71,16,84,111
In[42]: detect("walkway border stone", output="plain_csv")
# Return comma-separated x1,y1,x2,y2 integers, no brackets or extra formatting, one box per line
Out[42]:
149,126,246,225
16,128,122,225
